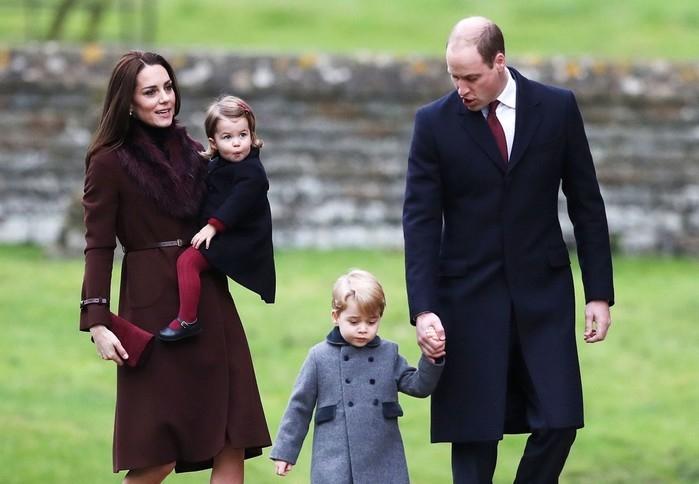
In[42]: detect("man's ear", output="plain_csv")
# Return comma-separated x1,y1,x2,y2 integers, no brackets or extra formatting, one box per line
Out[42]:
494,52,506,70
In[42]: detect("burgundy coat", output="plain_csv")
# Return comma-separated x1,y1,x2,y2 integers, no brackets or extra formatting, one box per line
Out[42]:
79,129,271,472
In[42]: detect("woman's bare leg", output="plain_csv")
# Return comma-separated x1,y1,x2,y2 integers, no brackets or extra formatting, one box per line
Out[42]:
123,462,175,484
211,444,244,484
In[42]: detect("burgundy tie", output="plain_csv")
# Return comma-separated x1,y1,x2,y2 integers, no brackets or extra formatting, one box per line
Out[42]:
487,100,508,166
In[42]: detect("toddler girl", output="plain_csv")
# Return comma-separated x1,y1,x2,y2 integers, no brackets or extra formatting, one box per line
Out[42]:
159,96,275,341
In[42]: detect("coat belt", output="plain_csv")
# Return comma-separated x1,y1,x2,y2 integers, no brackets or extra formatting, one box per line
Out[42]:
122,239,187,253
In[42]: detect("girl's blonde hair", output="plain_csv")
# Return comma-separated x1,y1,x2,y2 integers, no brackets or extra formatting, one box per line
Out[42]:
200,95,263,159
332,269,386,317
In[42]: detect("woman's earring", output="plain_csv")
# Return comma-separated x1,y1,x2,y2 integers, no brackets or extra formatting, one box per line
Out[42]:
129,109,133,117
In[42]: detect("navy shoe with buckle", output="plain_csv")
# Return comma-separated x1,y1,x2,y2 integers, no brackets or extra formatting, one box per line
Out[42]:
158,318,202,342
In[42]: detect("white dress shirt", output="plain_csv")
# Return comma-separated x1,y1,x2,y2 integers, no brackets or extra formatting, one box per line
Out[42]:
482,68,517,158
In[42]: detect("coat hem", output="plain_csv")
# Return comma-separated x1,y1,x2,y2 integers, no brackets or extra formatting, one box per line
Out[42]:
430,422,585,444
113,443,271,474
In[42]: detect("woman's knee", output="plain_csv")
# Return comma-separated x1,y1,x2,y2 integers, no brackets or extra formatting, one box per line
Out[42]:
153,461,176,478
123,461,175,483
211,446,244,484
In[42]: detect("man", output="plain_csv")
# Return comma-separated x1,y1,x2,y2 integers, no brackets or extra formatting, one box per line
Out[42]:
402,16,614,483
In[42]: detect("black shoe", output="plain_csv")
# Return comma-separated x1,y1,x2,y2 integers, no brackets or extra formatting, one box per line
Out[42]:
158,318,202,342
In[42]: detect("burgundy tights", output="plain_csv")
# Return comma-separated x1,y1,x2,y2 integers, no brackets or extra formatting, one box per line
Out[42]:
168,246,210,329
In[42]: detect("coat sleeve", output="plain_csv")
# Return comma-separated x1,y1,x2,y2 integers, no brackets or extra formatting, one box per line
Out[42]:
212,162,268,229
79,153,119,331
402,106,444,321
269,349,319,465
395,350,444,398
561,92,615,306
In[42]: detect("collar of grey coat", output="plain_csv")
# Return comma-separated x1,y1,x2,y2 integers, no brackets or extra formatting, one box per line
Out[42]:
326,326,381,348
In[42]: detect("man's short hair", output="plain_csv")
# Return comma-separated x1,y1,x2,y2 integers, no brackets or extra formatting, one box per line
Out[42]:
448,18,505,68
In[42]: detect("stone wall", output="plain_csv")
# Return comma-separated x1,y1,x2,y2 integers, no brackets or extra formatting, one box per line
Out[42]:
1,44,698,254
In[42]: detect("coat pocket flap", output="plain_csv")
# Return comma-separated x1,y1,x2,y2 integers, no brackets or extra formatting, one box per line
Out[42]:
547,246,571,267
382,401,404,419
315,405,336,424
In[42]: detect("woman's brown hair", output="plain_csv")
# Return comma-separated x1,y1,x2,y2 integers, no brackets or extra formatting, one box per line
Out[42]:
86,51,181,164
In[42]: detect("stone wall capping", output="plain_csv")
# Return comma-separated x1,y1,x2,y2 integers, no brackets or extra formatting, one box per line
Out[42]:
1,45,697,254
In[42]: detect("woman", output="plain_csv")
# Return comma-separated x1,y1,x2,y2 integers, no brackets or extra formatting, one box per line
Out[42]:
79,51,270,483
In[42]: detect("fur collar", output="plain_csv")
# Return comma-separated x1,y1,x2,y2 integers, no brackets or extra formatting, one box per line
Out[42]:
116,120,207,219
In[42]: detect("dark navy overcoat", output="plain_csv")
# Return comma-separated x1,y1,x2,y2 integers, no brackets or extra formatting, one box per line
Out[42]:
403,68,614,442
200,149,275,303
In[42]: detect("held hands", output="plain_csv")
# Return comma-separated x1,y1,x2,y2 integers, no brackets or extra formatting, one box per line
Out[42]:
583,300,612,343
273,459,293,477
191,224,217,249
416,312,446,362
89,324,128,366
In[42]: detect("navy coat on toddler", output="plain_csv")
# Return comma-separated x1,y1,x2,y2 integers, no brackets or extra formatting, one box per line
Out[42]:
199,148,275,303
270,327,444,484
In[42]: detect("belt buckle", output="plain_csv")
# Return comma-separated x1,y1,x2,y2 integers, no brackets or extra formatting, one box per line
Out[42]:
176,239,183,247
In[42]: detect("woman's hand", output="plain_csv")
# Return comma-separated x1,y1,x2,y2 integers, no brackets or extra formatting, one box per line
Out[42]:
90,324,128,366
273,459,293,477
191,224,217,249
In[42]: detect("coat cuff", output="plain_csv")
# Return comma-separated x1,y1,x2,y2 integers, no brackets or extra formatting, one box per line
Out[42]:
208,217,226,232
417,354,445,390
268,447,299,466
419,353,445,370
79,302,111,331
584,294,615,308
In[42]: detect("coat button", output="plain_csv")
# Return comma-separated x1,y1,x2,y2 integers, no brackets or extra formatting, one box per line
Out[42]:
348,401,354,407
368,357,374,362
369,379,375,384
373,399,379,406
345,378,351,384
344,355,349,361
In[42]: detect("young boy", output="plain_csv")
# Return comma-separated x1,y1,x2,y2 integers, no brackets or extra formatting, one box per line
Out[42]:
270,269,444,484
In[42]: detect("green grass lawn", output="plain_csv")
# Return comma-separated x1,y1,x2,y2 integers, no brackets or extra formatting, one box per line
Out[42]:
1,0,697,59
0,245,698,483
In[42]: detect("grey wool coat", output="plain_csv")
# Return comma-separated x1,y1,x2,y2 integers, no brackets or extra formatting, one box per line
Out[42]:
270,327,444,484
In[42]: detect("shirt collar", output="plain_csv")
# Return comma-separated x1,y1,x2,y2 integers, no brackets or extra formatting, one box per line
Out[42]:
497,67,517,109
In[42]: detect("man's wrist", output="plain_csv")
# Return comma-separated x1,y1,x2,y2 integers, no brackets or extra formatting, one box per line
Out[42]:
414,311,435,325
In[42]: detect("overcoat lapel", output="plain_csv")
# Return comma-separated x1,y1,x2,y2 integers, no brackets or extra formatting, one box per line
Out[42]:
456,98,506,173
453,69,543,174
508,68,542,172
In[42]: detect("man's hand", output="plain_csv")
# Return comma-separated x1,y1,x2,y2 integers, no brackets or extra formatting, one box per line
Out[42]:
191,224,217,249
416,312,446,360
583,300,611,343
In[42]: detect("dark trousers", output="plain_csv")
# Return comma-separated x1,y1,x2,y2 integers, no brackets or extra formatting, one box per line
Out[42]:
451,316,578,483
451,428,577,484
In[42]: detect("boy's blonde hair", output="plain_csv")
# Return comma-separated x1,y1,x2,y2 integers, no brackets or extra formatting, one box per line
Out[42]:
332,269,386,317
200,95,263,159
